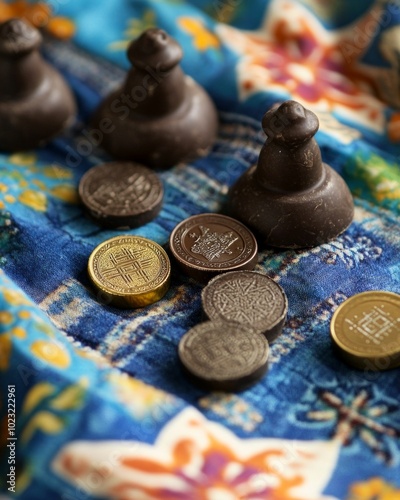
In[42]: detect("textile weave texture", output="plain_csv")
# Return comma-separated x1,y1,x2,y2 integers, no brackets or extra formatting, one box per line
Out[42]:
1,1,400,499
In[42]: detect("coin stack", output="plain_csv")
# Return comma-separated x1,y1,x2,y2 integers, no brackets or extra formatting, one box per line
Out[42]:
176,269,288,391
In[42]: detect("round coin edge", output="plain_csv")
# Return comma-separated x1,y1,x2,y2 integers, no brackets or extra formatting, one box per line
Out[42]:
178,321,269,383
88,235,171,299
330,290,400,365
170,213,258,272
79,162,163,225
202,270,288,332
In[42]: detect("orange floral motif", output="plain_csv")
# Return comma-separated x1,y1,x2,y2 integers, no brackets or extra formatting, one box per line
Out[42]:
53,408,340,500
347,477,400,500
217,0,385,136
178,17,220,51
0,1,75,39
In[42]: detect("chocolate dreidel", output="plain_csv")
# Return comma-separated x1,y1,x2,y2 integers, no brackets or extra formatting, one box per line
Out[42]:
91,28,218,169
0,19,76,151
227,100,354,248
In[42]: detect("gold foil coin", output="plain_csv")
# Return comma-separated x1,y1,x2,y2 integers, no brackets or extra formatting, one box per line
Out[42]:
88,236,171,308
330,291,400,371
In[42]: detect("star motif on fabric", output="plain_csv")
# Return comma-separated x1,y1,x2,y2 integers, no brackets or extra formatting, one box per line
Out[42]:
307,389,400,463
53,408,340,500
216,0,386,138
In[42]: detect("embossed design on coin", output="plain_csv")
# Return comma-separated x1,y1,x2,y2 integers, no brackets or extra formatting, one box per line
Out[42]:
202,271,288,343
330,291,400,370
99,246,156,287
345,305,397,344
88,235,170,308
169,214,258,282
79,162,163,229
190,226,238,261
178,321,269,391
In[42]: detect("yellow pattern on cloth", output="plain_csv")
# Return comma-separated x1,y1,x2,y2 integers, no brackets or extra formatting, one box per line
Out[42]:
0,154,78,213
348,477,400,500
178,16,220,50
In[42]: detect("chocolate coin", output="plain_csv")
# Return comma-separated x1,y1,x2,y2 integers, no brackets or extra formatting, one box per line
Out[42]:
88,235,170,308
179,321,269,391
169,213,258,282
79,162,163,229
330,291,400,370
202,271,288,343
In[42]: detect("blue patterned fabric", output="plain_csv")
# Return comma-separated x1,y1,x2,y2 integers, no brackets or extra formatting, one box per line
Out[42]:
1,1,400,499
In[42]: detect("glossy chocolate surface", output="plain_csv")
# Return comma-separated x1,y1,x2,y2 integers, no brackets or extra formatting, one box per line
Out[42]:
0,18,76,151
227,100,354,248
79,162,163,229
91,28,218,169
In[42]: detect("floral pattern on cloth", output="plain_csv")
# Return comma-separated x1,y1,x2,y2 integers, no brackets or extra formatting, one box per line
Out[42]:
52,408,340,500
217,0,386,135
0,1,75,39
0,269,184,496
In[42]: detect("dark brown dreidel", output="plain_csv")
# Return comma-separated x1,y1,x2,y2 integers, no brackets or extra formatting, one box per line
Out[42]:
0,18,76,151
227,100,354,248
91,28,218,169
